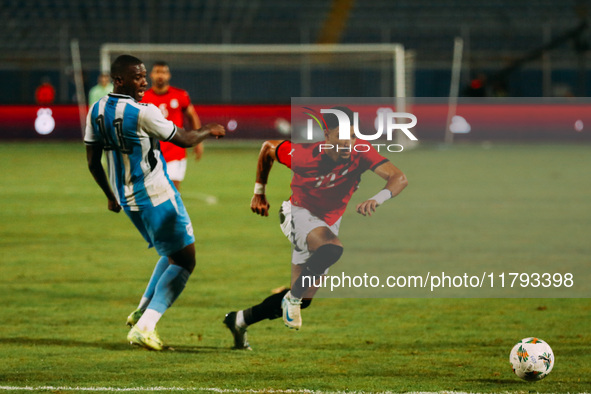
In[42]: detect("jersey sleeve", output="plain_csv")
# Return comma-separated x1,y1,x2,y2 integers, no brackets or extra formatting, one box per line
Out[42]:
358,140,389,171
83,104,100,145
140,103,177,141
275,140,292,169
179,90,191,110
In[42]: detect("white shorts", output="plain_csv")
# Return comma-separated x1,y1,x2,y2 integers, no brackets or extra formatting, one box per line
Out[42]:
165,159,187,182
279,200,342,266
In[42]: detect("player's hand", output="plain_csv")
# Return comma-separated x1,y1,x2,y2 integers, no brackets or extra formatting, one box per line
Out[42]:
194,142,204,161
251,194,270,216
205,123,225,139
356,199,379,217
108,198,121,213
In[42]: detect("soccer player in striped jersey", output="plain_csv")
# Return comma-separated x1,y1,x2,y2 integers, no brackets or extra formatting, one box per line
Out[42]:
224,108,408,350
85,55,225,351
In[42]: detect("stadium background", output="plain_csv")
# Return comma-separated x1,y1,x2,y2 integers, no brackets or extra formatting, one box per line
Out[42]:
2,0,591,142
3,0,591,101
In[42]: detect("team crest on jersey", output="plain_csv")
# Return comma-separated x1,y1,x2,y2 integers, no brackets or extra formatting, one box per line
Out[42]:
158,103,169,118
186,223,194,236
170,99,179,109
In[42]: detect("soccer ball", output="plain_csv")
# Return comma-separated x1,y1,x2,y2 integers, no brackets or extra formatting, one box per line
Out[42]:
509,337,554,381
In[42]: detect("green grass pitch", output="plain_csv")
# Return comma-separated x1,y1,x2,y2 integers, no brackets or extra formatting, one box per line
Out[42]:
0,141,589,393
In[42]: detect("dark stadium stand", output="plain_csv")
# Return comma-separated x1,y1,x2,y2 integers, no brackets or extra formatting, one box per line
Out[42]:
0,0,588,101
1,0,585,65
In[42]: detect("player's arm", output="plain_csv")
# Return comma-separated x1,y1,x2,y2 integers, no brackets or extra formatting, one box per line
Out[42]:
86,144,121,213
184,104,204,160
356,161,408,217
250,140,286,217
170,123,225,148
143,104,224,147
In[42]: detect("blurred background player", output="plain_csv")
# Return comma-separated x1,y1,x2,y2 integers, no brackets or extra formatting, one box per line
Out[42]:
142,61,203,191
88,72,114,105
85,54,225,351
223,107,408,350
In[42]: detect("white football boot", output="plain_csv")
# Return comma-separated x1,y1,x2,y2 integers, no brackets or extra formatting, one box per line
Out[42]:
281,291,302,330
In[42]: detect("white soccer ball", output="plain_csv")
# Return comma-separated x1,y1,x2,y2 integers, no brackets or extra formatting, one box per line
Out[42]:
509,337,554,381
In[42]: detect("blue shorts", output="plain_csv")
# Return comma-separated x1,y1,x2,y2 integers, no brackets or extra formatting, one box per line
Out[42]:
125,193,195,256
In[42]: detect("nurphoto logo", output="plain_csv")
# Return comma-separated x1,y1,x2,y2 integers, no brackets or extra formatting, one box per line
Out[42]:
303,107,418,153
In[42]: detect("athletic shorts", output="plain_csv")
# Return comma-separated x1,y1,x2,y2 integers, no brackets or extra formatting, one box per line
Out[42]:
125,193,195,256
165,159,187,182
279,200,342,265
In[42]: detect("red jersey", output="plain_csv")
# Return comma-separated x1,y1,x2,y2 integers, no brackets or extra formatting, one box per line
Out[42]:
142,86,192,162
276,140,293,168
276,140,388,225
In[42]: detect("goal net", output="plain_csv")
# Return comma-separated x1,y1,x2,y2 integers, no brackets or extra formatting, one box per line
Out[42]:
99,43,414,103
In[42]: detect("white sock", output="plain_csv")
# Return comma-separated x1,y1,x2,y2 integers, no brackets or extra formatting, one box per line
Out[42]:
236,310,247,328
137,297,150,311
136,309,162,332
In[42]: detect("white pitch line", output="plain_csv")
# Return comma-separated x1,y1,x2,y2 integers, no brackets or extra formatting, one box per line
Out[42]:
1,388,588,394
2,388,322,393
181,192,219,205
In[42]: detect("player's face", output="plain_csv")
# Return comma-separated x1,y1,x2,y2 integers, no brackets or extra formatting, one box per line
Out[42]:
115,63,147,101
150,65,171,89
98,74,110,87
326,125,356,161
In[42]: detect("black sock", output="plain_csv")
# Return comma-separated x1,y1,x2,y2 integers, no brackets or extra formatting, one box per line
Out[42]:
291,244,343,298
291,273,319,299
301,298,312,309
243,289,289,325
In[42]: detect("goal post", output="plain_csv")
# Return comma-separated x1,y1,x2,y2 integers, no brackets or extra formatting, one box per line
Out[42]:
99,43,414,101
445,37,464,145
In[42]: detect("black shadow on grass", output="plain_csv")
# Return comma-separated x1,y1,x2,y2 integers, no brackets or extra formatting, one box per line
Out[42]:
0,337,230,353
0,337,131,351
166,345,238,353
467,377,591,385
465,378,521,384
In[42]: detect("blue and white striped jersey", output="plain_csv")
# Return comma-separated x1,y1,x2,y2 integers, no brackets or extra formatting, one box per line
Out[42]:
84,93,178,211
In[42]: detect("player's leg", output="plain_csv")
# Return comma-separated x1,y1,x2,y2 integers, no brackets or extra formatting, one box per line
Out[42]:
140,243,195,325
281,210,344,330
223,289,289,350
223,244,322,346
282,231,342,330
291,266,324,299
124,210,169,327
129,244,194,350
224,286,314,350
165,159,187,192
127,194,195,350
127,255,169,327
289,226,343,299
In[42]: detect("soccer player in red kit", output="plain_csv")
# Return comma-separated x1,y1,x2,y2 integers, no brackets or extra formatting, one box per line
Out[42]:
224,107,408,350
142,61,203,190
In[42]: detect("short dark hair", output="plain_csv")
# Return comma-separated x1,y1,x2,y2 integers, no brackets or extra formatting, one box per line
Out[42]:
324,106,354,130
111,55,143,78
152,60,169,68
